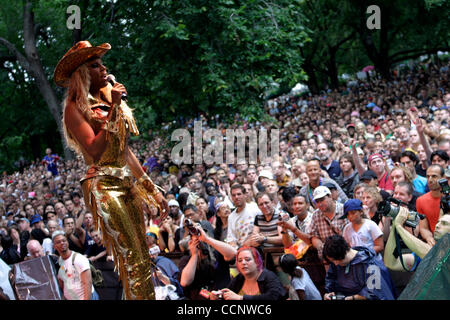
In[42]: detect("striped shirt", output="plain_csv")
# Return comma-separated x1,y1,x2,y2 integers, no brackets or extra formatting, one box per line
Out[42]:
253,209,288,247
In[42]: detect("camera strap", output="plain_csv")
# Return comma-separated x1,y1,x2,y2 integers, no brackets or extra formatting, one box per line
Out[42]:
394,229,411,272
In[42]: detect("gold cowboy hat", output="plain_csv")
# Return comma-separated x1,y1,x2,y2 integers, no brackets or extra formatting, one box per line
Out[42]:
53,40,111,87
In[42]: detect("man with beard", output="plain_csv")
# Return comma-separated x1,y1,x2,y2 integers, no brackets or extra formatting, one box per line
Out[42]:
317,143,341,180
417,165,446,247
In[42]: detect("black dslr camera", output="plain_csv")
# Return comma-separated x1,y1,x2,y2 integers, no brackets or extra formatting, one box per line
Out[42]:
184,218,201,236
439,178,450,214
376,198,425,228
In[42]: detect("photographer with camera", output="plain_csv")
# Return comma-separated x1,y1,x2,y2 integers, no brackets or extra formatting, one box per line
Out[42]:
417,165,447,247
384,205,450,272
323,235,396,300
178,215,236,300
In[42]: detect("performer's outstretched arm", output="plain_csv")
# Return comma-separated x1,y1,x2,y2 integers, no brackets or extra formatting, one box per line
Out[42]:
125,146,169,219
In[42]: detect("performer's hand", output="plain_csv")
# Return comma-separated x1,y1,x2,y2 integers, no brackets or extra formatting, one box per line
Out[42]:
111,82,127,106
155,192,169,220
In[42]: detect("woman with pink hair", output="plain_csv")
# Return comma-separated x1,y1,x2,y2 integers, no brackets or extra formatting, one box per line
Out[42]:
210,246,287,300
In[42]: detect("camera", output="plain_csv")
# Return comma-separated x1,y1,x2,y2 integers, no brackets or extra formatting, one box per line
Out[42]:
439,178,450,214
331,294,346,300
184,218,201,236
376,198,425,228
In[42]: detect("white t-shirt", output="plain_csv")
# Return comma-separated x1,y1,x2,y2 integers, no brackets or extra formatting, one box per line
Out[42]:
58,252,92,300
42,238,53,255
225,203,260,248
343,219,383,254
291,268,322,300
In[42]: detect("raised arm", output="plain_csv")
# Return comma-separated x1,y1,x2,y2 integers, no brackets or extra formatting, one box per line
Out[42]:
63,101,109,160
179,238,200,287
198,227,237,261
415,118,433,162
350,139,366,176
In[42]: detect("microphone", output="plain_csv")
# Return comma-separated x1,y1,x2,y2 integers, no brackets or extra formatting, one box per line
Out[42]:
106,74,128,101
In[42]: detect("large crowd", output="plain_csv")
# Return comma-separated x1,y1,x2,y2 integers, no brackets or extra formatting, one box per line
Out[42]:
1,58,449,300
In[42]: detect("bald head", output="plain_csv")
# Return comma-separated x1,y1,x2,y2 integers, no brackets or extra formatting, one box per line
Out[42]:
27,240,45,258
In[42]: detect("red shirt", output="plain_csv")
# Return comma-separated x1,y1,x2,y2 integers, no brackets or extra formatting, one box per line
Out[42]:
378,171,393,192
416,192,441,233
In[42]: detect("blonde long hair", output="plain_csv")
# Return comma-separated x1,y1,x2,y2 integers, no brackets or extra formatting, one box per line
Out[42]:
62,62,136,155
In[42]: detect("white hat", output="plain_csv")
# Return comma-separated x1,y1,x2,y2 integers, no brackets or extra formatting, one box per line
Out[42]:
258,170,274,181
313,186,331,200
168,199,180,207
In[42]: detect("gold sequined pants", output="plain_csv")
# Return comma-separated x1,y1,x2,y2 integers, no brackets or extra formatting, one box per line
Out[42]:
82,175,155,300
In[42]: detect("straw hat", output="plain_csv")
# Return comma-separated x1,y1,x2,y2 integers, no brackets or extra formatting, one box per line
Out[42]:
53,40,111,87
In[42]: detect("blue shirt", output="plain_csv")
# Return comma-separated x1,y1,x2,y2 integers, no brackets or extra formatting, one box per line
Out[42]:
412,175,428,195
321,160,342,180
325,246,397,300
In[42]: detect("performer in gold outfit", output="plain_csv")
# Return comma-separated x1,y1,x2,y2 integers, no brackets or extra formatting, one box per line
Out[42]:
53,41,169,300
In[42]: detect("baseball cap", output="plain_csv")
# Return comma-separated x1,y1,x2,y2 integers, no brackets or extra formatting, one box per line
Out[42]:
19,217,30,224
258,170,274,181
368,153,383,164
30,214,43,226
324,182,337,190
313,186,331,200
149,245,161,256
207,167,217,176
146,232,158,241
341,199,363,219
168,199,180,207
360,170,377,181
346,123,356,129
291,179,302,187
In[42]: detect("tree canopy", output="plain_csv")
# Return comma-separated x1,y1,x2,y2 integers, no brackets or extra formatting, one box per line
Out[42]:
0,0,448,172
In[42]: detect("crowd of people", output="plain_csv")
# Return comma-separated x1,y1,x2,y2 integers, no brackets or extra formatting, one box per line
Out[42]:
1,58,450,300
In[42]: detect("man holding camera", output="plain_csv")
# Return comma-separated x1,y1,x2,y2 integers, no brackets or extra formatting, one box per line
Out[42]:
417,164,446,246
384,206,450,272
178,220,237,300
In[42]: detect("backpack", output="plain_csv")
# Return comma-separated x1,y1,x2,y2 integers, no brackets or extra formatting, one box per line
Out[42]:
71,252,104,288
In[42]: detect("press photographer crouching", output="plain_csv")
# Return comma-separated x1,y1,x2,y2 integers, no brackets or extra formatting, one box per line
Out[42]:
384,197,450,272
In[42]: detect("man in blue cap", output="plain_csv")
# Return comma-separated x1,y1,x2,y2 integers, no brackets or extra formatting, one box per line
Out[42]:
30,214,45,232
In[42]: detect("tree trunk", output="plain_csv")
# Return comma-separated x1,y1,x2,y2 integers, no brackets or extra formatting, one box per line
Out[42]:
327,47,339,89
0,0,74,160
302,62,320,94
